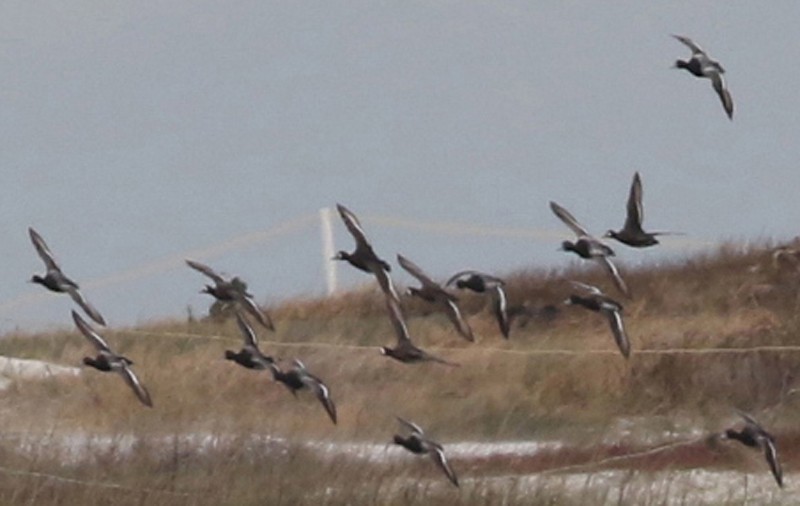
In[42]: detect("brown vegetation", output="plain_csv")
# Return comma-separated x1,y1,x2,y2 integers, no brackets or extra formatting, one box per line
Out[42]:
0,243,799,504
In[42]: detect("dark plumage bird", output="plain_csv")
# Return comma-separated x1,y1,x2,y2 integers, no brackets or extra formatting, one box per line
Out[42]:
564,281,630,359
723,411,783,488
72,311,152,407
266,359,337,425
550,201,630,297
380,296,458,366
185,259,275,330
29,227,106,326
333,204,399,302
398,254,474,342
445,270,509,338
605,172,679,248
392,417,459,488
225,312,275,370
673,34,733,120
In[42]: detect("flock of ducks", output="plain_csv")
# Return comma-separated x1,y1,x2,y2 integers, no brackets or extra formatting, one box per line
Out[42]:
21,36,783,489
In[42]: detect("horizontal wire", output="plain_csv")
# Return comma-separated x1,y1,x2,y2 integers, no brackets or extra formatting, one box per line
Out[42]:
0,464,194,496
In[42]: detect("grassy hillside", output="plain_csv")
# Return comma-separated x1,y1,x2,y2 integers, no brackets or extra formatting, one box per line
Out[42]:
0,242,799,504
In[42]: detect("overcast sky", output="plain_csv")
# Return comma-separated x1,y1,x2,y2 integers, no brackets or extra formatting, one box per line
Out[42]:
1,2,798,333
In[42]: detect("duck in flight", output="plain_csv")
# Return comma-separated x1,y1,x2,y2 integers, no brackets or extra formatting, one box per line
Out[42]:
550,201,630,297
266,359,337,425
722,411,783,488
446,270,510,339
72,310,152,407
333,204,398,302
605,172,681,248
673,34,734,120
392,417,459,488
564,281,630,359
225,312,276,370
380,296,458,366
28,227,106,326
185,259,275,331
398,254,474,342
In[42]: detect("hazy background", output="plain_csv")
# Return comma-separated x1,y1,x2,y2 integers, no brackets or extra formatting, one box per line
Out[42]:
1,2,797,333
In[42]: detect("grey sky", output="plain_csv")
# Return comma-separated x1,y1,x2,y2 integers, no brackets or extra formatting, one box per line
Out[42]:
1,2,798,332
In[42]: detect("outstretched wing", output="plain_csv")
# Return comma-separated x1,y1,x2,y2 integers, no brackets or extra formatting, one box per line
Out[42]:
568,280,603,296
236,294,275,331
185,259,226,284
710,72,734,120
396,416,424,436
606,310,631,359
598,257,630,298
29,227,62,272
624,172,645,232
66,287,106,326
385,297,412,345
336,204,371,252
397,254,439,290
304,375,337,425
71,310,111,353
443,299,474,342
550,201,590,237
118,364,153,408
430,445,459,488
763,437,783,488
672,34,705,55
491,284,510,339
235,311,259,348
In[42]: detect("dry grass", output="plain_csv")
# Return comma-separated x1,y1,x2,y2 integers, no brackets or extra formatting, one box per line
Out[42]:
0,242,799,503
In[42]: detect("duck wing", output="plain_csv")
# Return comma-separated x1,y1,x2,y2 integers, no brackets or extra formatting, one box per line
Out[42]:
397,254,441,291
29,227,61,272
624,172,645,233
429,444,459,488
568,280,604,296
710,71,734,120
66,287,106,326
491,284,510,339
550,201,592,238
762,436,783,488
336,204,373,253
118,364,153,408
605,309,630,359
672,34,705,56
71,310,111,353
396,416,424,436
386,297,412,345
443,299,474,342
598,257,630,297
235,311,259,348
185,259,226,284
303,374,337,425
236,294,275,331
372,265,400,303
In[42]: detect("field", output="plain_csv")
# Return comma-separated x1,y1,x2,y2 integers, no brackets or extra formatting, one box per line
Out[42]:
0,243,799,504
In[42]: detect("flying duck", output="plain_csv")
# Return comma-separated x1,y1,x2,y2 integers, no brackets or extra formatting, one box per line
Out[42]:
333,204,399,302
550,201,630,297
225,312,276,370
392,417,459,488
266,359,337,425
72,310,152,407
722,411,783,488
29,227,106,326
673,34,734,120
380,296,458,366
605,172,680,248
398,254,474,342
445,270,510,339
185,259,275,330
564,281,630,359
